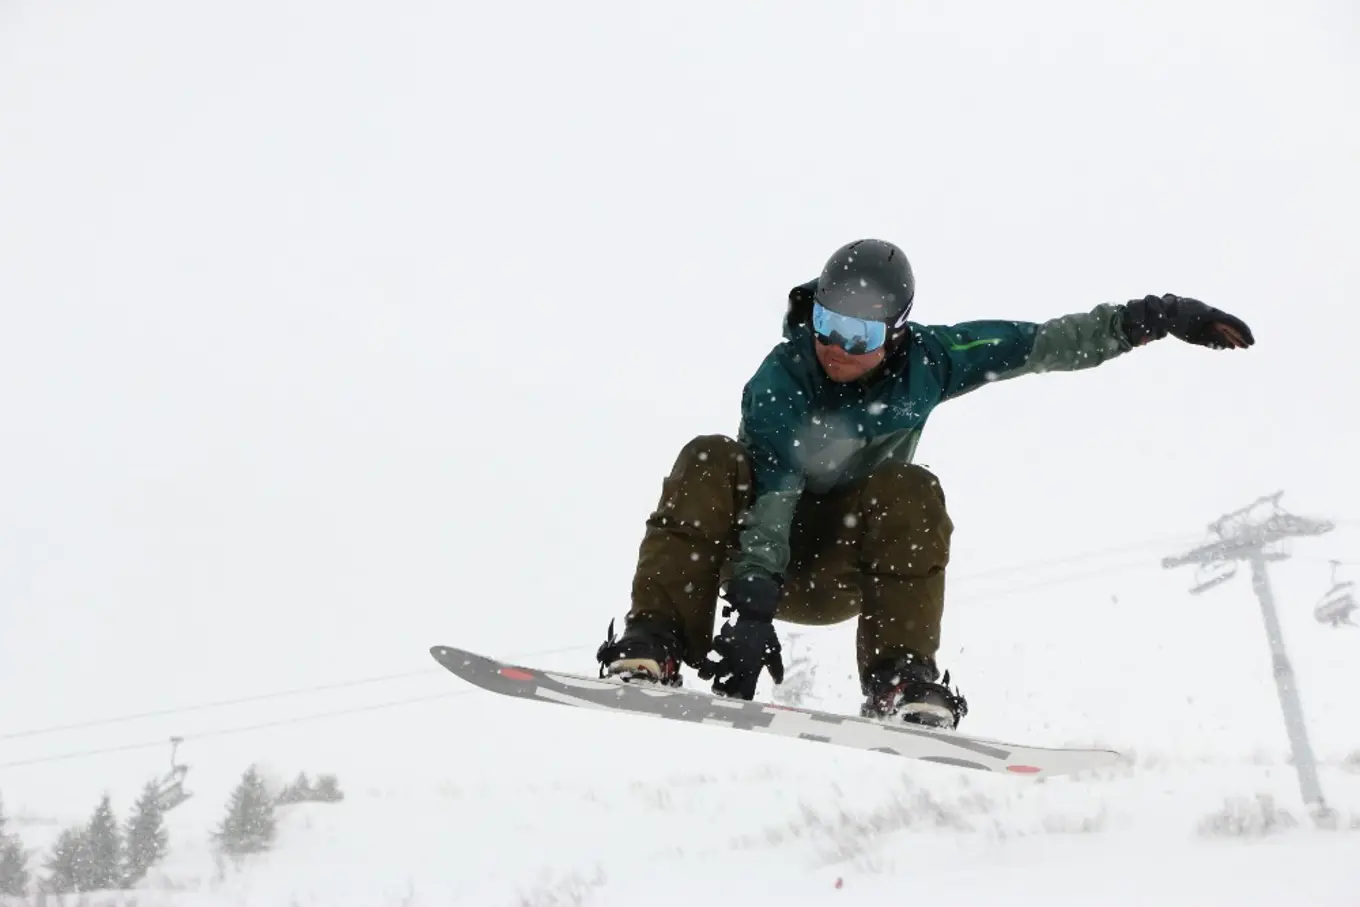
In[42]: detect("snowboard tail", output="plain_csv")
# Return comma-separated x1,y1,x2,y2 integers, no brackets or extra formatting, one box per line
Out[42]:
429,645,1120,779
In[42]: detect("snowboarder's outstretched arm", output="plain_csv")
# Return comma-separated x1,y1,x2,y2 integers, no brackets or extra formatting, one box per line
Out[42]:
728,293,1254,581
920,294,1253,401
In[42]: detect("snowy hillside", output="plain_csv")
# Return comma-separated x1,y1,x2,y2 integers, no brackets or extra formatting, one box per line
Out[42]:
68,755,1360,906
3,0,1359,904
7,614,1360,906
6,590,1360,906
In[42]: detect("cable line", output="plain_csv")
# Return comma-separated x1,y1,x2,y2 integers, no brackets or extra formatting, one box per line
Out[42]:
948,534,1191,584
952,557,1159,606
3,533,1347,770
0,691,463,769
0,668,434,742
3,528,1340,761
0,642,590,743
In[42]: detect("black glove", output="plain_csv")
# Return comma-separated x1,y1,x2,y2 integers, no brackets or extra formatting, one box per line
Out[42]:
697,571,784,700
1121,294,1255,350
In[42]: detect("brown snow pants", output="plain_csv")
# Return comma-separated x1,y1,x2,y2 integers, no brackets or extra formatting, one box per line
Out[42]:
627,434,952,682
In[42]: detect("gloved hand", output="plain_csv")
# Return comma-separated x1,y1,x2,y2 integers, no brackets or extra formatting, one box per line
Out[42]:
697,571,784,700
1121,294,1255,350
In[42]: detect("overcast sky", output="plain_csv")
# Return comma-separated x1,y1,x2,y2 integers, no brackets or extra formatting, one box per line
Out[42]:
2,0,1357,814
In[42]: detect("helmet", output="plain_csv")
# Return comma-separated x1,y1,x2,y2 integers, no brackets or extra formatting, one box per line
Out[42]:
815,239,914,328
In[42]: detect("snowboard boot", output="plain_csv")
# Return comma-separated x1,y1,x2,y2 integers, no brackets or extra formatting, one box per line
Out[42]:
595,614,684,687
860,653,968,730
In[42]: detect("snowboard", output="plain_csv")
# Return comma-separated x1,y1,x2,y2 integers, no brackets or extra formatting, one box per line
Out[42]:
429,645,1120,778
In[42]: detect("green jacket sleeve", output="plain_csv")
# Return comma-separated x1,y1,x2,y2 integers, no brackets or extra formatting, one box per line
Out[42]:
733,352,807,580
923,302,1134,400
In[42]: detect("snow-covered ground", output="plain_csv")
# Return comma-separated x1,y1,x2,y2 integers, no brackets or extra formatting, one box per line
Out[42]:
7,594,1360,906
3,0,1359,904
128,754,1360,906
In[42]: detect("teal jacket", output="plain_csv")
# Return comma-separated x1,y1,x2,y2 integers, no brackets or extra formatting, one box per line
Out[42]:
734,299,1135,580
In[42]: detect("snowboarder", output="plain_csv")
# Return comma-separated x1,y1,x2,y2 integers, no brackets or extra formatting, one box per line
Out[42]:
596,238,1254,729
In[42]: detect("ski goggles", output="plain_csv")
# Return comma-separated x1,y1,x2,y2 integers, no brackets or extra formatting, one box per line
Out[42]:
812,302,888,355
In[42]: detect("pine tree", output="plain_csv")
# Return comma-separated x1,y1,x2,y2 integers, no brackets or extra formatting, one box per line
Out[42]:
0,794,31,897
276,772,313,805
81,793,123,891
42,827,87,894
311,774,344,802
212,765,276,856
122,780,168,887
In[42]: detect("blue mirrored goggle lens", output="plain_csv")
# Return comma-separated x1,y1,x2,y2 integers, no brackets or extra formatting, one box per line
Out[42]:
812,302,887,354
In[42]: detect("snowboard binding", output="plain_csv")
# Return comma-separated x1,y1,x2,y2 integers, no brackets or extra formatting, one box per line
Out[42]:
595,615,684,687
860,654,968,730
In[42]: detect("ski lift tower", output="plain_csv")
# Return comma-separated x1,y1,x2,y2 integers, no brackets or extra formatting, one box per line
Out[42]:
1162,492,1336,826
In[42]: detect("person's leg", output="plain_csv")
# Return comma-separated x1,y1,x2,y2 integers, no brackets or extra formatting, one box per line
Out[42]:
854,462,952,673
853,462,965,726
772,485,862,627
599,435,752,680
757,461,954,676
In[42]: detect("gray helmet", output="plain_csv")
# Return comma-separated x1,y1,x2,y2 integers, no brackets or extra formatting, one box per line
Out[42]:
814,239,915,327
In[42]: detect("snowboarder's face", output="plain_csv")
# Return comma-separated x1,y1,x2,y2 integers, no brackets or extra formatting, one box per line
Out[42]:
815,337,886,382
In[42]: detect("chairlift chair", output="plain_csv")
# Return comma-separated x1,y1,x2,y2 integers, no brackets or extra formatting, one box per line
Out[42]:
1190,560,1237,595
155,736,193,811
1314,561,1357,628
